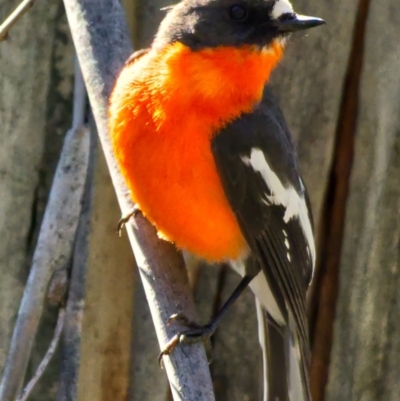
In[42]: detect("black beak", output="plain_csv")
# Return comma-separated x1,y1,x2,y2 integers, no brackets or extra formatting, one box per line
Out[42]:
274,14,325,32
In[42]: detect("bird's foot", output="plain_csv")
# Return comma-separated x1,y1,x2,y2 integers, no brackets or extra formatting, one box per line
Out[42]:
158,313,216,367
117,206,139,236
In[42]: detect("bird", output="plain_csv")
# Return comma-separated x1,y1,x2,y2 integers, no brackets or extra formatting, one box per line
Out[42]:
108,1,324,400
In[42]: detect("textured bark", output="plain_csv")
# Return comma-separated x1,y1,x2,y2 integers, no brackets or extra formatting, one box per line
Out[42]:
130,278,167,401
309,1,370,399
26,7,76,401
0,0,58,378
271,0,358,229
75,144,136,401
0,125,89,401
57,130,94,401
326,1,400,400
0,3,76,400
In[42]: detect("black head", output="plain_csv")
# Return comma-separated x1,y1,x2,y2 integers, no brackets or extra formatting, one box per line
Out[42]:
154,0,325,50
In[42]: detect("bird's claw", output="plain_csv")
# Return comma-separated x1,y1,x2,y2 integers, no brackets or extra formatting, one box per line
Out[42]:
158,316,216,368
117,206,139,236
167,313,202,329
158,334,180,368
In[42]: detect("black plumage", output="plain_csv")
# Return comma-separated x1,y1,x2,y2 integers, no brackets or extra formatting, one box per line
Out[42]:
212,85,314,401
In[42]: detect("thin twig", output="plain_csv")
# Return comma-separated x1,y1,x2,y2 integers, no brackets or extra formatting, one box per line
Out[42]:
16,309,66,401
57,61,91,400
57,136,95,401
56,53,91,401
72,57,87,130
0,0,35,42
0,127,90,401
63,0,215,400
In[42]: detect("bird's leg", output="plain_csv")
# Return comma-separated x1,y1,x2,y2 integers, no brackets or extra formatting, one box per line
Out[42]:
117,205,139,236
158,273,255,365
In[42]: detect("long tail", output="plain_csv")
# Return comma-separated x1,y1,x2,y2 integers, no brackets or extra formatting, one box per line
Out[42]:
256,301,311,401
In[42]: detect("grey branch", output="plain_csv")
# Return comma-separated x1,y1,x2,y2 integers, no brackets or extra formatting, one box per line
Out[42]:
0,0,35,42
57,57,92,401
72,57,86,130
62,0,215,399
16,309,66,401
0,126,91,401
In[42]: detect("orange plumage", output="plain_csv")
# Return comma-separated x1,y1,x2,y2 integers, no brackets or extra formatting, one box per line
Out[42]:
108,41,283,262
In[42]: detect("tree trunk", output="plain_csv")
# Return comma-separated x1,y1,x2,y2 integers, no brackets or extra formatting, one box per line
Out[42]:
327,1,400,400
0,0,59,381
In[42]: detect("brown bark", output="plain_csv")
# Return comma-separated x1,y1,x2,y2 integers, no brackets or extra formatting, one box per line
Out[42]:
327,1,400,400
75,145,136,401
0,0,59,382
310,1,370,399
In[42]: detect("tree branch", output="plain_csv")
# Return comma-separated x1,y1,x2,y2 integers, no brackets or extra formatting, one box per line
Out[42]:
56,53,92,401
57,138,95,401
0,126,90,401
62,0,215,399
0,0,35,42
16,309,66,401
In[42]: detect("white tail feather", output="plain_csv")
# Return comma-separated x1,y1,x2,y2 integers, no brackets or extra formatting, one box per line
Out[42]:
256,300,269,401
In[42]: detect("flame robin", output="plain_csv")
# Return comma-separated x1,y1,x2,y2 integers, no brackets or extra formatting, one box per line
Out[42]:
108,1,324,399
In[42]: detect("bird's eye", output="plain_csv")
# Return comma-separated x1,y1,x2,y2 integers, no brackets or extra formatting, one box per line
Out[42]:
229,5,248,21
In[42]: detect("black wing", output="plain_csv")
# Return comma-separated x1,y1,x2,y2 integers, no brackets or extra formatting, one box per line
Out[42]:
211,85,315,364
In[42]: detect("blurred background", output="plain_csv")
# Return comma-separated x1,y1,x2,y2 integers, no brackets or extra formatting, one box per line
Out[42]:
0,0,399,400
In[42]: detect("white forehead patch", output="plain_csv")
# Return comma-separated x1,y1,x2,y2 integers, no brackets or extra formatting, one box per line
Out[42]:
271,0,294,19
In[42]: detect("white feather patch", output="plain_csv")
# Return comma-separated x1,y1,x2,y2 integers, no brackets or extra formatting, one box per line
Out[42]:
256,301,269,401
231,261,285,324
271,0,294,19
242,148,316,270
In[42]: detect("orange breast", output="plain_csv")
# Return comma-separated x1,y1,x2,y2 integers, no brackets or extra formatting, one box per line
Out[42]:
108,42,283,262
